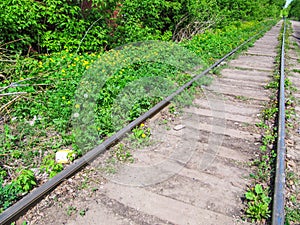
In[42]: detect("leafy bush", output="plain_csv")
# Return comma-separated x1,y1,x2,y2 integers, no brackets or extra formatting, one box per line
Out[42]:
289,0,300,21
0,169,36,213
183,20,276,64
216,0,284,25
0,0,113,52
0,0,284,53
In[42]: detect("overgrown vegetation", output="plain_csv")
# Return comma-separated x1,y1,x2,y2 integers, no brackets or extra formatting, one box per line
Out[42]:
0,0,284,214
288,0,300,21
0,0,284,53
245,85,278,222
243,21,284,223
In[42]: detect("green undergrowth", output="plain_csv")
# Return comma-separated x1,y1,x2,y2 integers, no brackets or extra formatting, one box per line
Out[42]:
0,19,277,212
245,89,278,223
183,20,276,65
244,24,281,223
244,20,297,224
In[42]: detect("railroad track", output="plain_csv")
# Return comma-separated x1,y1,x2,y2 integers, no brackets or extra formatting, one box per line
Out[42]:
0,20,293,225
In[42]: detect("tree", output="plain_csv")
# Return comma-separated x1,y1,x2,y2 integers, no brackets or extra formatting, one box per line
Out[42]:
289,0,300,20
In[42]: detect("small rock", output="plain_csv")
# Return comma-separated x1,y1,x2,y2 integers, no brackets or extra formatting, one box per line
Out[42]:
286,140,294,147
287,153,295,160
292,185,296,191
287,161,297,169
173,124,185,131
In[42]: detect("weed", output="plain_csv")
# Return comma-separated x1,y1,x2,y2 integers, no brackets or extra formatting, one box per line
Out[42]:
292,69,300,73
285,207,300,225
256,121,268,129
105,166,117,174
78,178,89,190
129,123,152,148
40,155,63,178
113,143,134,163
0,178,21,213
67,206,77,216
235,95,249,101
169,104,177,114
283,21,300,225
245,184,271,222
0,169,36,212
244,21,287,223
91,187,98,192
79,209,86,217
14,169,36,193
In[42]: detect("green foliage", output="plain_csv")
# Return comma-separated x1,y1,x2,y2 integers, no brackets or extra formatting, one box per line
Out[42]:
183,20,276,64
289,0,300,21
0,0,112,52
0,0,41,51
67,205,77,216
0,0,284,53
132,124,150,139
0,169,36,212
40,155,64,178
286,205,300,224
113,143,133,162
130,123,151,147
281,8,289,18
245,184,271,222
0,178,21,213
79,209,86,217
14,170,36,193
216,0,284,25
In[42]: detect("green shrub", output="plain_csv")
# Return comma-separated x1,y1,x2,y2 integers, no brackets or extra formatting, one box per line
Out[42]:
289,0,300,21
0,0,283,53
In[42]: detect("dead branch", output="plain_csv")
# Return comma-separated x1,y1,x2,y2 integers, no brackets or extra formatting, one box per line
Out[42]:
0,59,17,63
0,96,21,113
0,90,43,97
0,74,6,80
172,14,223,42
0,77,38,92
0,38,26,48
0,92,27,97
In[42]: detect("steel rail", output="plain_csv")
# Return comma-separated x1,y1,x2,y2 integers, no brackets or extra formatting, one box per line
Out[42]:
0,25,270,225
272,18,287,225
